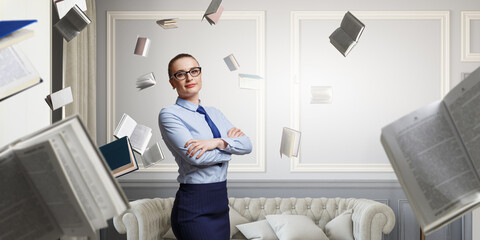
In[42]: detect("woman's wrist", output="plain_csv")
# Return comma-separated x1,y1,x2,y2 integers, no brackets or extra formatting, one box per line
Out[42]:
217,138,227,150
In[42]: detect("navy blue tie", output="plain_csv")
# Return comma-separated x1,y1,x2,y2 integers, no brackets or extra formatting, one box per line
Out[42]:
197,105,221,138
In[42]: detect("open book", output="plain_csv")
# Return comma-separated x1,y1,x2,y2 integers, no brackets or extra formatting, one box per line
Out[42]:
45,86,74,110
136,72,156,90
113,113,152,155
381,66,480,235
54,0,88,19
280,127,301,158
0,116,129,239
156,18,179,29
141,142,165,168
0,45,43,101
54,4,91,42
99,136,138,177
329,11,365,57
238,73,263,90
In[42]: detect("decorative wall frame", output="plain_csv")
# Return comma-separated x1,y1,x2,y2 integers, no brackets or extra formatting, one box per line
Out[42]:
461,11,480,62
290,11,450,172
106,11,266,172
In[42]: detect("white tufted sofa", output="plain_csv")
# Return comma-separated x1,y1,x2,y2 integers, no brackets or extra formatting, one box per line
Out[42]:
113,197,395,240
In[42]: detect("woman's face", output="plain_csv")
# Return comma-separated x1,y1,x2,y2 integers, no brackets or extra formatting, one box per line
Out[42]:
169,57,202,101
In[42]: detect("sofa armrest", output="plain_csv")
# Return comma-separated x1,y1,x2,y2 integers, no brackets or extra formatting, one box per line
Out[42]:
351,198,395,240
113,198,175,240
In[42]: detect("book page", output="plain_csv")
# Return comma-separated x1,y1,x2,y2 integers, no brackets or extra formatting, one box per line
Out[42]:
340,12,365,42
114,113,137,139
0,46,41,100
381,100,480,233
13,116,129,220
0,150,62,240
329,28,353,56
443,67,480,173
131,124,152,154
15,140,96,237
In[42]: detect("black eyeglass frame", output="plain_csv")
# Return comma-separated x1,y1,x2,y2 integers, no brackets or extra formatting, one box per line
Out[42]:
170,67,202,81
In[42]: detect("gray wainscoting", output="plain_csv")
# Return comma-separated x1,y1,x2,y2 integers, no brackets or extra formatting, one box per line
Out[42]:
102,179,471,240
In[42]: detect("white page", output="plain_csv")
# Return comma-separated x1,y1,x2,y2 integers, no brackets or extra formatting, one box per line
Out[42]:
142,142,164,167
114,113,136,139
15,140,96,237
443,67,480,172
55,0,87,19
0,46,41,100
131,124,152,155
0,149,62,240
51,86,73,110
381,100,480,233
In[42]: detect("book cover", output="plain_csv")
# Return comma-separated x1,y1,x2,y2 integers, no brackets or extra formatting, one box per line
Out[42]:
134,36,151,57
280,127,301,158
329,11,365,57
0,19,37,39
203,0,223,25
224,54,240,71
45,86,73,110
99,136,138,177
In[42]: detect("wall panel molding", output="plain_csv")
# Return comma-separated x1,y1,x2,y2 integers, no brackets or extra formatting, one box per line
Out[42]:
289,11,450,173
106,11,266,172
461,11,480,61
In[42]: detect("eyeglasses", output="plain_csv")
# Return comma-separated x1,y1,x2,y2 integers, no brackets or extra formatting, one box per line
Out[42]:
170,67,202,81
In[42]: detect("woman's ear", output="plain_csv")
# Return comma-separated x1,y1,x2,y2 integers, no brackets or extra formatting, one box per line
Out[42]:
169,79,175,89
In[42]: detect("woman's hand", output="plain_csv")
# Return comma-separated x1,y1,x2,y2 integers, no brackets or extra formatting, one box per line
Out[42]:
227,127,244,138
185,139,227,159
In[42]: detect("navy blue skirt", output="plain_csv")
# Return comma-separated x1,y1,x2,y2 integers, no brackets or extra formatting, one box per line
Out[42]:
171,181,230,240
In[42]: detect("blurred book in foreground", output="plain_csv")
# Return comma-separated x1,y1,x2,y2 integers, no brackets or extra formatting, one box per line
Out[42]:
280,127,301,158
329,11,365,57
203,0,224,25
156,18,178,29
223,54,240,71
381,66,480,235
0,45,42,101
0,20,36,50
54,4,91,42
45,86,73,110
0,115,129,239
113,113,152,155
136,72,156,90
99,136,138,177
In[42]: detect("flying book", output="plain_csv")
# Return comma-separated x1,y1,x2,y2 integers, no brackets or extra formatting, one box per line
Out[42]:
310,86,333,104
0,20,36,50
280,127,301,158
45,86,73,110
0,46,42,101
99,136,138,177
329,11,365,57
141,142,165,168
0,115,129,239
223,54,240,71
113,113,152,155
54,4,91,42
156,18,178,29
203,0,224,25
380,66,480,235
134,36,151,57
54,0,88,19
136,72,156,90
238,73,263,90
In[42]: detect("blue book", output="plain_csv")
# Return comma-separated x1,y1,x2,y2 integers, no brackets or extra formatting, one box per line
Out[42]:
99,136,138,177
0,20,37,39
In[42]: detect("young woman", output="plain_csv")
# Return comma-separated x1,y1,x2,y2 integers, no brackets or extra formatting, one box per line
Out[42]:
158,53,252,240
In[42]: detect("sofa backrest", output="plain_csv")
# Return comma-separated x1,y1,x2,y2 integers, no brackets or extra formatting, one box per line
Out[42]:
228,197,357,230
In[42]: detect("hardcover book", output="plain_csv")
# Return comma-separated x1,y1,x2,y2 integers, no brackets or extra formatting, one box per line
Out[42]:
45,86,73,110
99,136,138,177
329,11,365,57
203,0,224,25
280,127,301,158
0,116,129,239
381,66,480,235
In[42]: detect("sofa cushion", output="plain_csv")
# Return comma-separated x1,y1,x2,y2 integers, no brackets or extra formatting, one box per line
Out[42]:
236,219,278,240
325,209,354,240
266,215,329,240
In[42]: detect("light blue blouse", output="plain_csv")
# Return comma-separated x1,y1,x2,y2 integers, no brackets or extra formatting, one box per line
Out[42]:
158,97,252,184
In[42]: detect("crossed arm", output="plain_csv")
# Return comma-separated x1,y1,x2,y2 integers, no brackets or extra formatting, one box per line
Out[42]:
185,127,245,158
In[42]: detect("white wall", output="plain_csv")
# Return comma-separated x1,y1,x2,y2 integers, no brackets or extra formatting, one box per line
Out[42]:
0,0,51,146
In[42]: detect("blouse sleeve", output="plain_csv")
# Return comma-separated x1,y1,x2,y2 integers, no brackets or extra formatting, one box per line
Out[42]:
216,109,253,155
159,110,231,166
